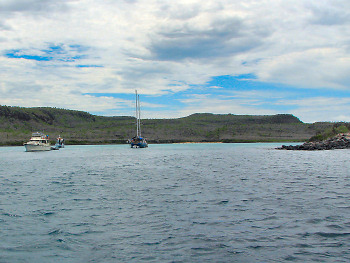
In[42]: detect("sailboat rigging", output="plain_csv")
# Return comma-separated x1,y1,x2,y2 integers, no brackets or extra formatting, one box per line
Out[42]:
130,90,148,148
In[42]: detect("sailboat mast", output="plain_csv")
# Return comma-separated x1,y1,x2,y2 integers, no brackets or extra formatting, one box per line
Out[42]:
135,90,139,137
137,95,141,137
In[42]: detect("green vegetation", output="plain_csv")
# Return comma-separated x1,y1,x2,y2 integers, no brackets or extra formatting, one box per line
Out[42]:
309,123,350,142
0,105,337,145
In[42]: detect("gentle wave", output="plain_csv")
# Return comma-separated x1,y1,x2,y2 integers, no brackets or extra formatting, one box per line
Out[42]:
0,144,350,262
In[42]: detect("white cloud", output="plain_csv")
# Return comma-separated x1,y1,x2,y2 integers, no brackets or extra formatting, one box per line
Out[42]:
0,0,350,120
277,97,350,123
257,48,350,89
177,93,277,117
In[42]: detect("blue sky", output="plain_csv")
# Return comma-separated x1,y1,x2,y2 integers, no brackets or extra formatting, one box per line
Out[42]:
1,0,350,123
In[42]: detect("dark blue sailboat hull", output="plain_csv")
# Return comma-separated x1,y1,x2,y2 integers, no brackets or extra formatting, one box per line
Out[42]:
131,142,148,148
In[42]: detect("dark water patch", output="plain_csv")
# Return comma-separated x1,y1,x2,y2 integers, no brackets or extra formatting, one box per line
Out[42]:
48,229,62,235
72,198,93,202
284,255,300,261
191,246,214,252
2,212,22,217
215,199,229,205
307,218,323,224
140,241,162,246
43,211,55,216
296,243,314,249
327,224,344,230
315,232,350,238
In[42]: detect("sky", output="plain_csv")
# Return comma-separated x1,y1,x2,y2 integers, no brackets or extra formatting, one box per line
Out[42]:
1,0,350,123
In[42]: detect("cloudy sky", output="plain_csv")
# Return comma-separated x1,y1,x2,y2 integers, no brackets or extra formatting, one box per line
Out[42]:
1,0,350,123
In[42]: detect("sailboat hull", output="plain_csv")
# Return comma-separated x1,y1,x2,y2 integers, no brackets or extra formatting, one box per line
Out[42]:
131,142,148,148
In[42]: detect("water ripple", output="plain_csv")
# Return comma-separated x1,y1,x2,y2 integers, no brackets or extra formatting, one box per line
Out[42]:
1,144,350,262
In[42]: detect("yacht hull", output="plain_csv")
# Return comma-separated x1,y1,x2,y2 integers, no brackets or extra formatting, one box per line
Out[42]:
24,144,51,152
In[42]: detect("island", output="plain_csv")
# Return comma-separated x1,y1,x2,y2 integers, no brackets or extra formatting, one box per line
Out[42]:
0,105,346,146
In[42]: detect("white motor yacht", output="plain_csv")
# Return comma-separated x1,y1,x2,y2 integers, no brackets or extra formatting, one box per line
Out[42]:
24,132,51,152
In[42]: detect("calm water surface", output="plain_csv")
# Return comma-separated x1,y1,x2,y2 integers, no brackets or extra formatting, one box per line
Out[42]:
0,143,349,262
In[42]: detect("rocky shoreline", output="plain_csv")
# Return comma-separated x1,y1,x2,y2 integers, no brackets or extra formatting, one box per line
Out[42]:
277,133,350,150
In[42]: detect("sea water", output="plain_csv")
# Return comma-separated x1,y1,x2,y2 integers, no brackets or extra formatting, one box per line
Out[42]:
0,143,349,262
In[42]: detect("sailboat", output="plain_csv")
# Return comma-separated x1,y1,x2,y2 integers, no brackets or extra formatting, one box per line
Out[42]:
130,90,148,148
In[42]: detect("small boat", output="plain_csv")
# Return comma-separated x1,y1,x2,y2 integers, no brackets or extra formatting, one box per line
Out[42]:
24,132,51,152
51,135,65,150
55,135,65,148
130,90,148,148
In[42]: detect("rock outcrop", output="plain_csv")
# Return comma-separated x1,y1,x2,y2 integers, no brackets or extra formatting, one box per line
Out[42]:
277,133,350,150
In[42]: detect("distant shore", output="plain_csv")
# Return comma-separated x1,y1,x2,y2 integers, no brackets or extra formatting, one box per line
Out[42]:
0,139,306,147
0,107,326,146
